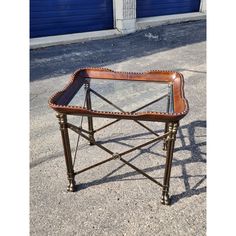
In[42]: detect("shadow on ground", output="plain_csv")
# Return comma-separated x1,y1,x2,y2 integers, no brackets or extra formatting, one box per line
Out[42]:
74,120,206,205
30,20,206,81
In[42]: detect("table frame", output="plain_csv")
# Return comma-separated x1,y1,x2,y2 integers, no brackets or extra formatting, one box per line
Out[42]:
49,68,189,205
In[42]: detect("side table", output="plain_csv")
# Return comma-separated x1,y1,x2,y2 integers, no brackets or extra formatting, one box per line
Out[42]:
48,68,189,205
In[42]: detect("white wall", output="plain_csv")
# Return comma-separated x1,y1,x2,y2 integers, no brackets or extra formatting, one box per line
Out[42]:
114,0,136,34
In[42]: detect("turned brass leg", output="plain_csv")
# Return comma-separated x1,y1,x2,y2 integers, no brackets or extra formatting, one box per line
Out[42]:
87,116,95,145
163,83,171,151
85,83,95,145
163,122,169,151
57,113,76,192
161,122,178,205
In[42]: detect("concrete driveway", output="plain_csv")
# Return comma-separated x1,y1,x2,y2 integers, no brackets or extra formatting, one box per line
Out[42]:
30,20,206,236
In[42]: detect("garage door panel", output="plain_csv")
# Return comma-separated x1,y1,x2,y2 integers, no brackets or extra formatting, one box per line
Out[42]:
31,0,109,8
31,18,113,30
32,24,110,37
31,8,110,18
137,0,201,18
30,0,113,38
30,13,112,23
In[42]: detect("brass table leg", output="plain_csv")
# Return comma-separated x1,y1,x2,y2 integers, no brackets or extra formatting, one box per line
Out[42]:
57,113,76,192
161,122,178,205
163,84,171,151
85,83,95,145
163,122,169,150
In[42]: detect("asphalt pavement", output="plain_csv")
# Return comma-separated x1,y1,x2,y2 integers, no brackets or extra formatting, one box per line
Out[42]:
30,20,206,236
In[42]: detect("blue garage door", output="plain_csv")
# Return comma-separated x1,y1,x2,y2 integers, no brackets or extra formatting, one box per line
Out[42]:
137,0,201,18
30,0,113,38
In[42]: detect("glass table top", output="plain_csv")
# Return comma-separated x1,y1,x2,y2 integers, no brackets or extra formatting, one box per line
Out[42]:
68,78,174,114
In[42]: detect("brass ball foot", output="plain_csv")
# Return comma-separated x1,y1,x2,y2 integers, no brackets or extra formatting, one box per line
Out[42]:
67,181,76,192
160,193,171,205
89,136,95,146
